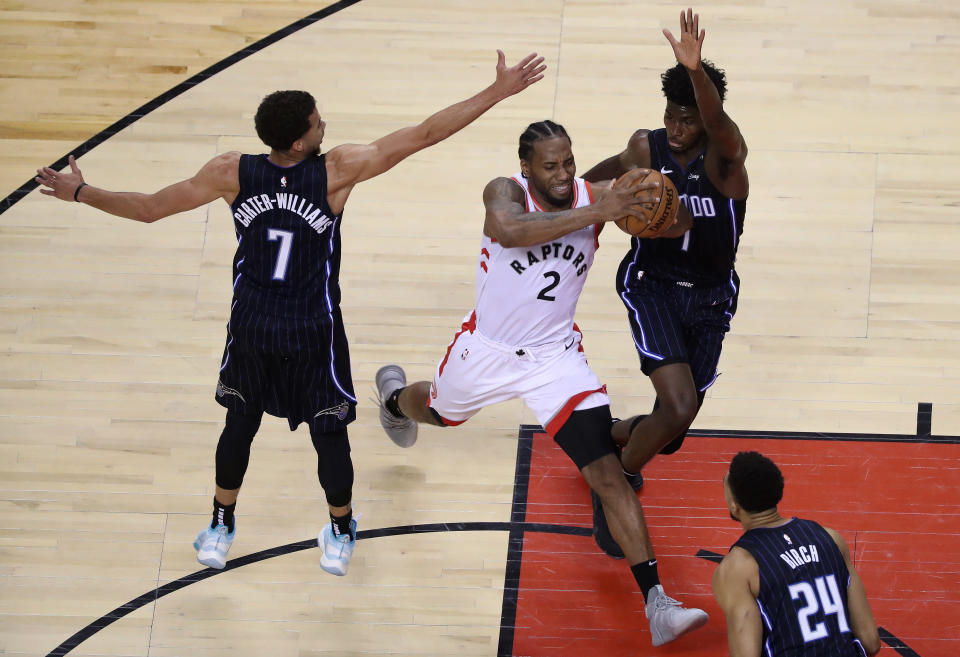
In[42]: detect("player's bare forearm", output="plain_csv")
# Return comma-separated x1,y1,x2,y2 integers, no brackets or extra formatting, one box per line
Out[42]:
406,50,547,150
37,152,238,223
828,528,881,656
486,205,606,247
688,65,745,160
582,154,625,183
77,187,162,223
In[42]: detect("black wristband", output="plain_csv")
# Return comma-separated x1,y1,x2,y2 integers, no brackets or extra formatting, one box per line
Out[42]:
73,182,87,202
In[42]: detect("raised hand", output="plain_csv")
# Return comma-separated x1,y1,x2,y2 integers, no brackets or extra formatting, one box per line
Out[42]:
663,7,705,71
35,154,86,202
491,50,547,99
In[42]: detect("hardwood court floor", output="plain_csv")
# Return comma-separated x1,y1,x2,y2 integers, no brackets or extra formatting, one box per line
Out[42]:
1,1,959,656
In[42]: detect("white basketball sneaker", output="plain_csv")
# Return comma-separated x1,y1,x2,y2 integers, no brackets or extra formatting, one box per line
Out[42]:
194,521,235,570
646,584,709,646
374,364,418,447
319,518,357,576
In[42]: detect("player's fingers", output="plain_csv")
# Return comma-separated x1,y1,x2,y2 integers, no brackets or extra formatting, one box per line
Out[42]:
516,52,538,69
38,188,53,196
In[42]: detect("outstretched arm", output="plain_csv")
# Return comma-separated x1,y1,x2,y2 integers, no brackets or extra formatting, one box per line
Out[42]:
35,152,241,223
826,528,881,656
713,548,764,657
482,177,657,248
664,8,746,164
325,50,546,214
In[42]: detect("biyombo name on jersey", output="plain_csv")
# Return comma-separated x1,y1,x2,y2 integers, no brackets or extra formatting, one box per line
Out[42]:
233,193,333,235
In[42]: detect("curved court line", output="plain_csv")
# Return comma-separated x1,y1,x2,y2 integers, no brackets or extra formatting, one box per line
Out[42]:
0,0,362,217
44,521,591,657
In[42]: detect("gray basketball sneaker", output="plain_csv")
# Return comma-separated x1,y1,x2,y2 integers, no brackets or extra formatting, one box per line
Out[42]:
375,364,418,447
646,585,709,646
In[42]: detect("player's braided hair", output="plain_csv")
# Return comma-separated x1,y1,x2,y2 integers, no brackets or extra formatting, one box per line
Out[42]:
518,120,571,161
661,60,727,107
728,451,784,513
255,90,316,151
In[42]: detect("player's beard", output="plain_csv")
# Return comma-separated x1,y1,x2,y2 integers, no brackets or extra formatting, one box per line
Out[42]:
534,179,573,209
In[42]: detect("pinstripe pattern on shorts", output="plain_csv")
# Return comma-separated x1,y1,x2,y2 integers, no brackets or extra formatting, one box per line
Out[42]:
617,266,738,391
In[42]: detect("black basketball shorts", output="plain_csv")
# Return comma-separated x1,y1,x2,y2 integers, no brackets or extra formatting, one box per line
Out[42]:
215,313,357,432
619,272,739,391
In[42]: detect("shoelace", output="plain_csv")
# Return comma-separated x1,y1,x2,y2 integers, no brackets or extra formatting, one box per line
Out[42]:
655,591,684,612
369,387,414,429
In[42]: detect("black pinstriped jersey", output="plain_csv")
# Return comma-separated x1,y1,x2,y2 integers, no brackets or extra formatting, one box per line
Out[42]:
732,518,867,657
229,153,343,321
624,128,745,287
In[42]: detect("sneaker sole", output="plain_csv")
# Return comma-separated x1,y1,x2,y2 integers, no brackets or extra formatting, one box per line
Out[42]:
319,557,348,576
651,611,709,646
196,551,227,570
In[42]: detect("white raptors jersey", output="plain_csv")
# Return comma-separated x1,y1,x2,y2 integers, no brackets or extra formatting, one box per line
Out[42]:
474,174,600,346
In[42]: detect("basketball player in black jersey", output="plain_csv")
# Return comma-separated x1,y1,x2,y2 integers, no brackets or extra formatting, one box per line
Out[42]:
583,8,747,557
35,50,546,574
714,452,881,657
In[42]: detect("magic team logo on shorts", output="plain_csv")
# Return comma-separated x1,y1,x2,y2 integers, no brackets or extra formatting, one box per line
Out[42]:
315,401,350,420
216,380,246,403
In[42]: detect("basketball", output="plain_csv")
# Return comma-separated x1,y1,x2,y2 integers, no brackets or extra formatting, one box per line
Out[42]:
613,168,680,238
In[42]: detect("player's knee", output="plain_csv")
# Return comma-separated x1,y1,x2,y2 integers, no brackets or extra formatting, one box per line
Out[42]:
310,427,355,496
658,391,698,435
581,454,625,499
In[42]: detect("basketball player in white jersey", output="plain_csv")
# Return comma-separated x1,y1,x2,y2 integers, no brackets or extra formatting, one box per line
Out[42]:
375,121,707,647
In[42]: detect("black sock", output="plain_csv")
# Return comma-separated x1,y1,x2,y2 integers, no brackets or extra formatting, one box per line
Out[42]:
330,509,354,538
211,498,236,532
385,389,405,418
631,559,660,601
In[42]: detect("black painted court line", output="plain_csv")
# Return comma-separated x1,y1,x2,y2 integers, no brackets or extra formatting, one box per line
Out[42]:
44,519,590,657
686,427,959,445
0,0,363,218
496,425,537,657
46,419,958,656
879,627,923,657
917,402,933,437
696,544,924,655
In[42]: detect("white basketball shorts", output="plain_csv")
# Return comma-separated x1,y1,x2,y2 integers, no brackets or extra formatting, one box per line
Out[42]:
426,312,609,437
